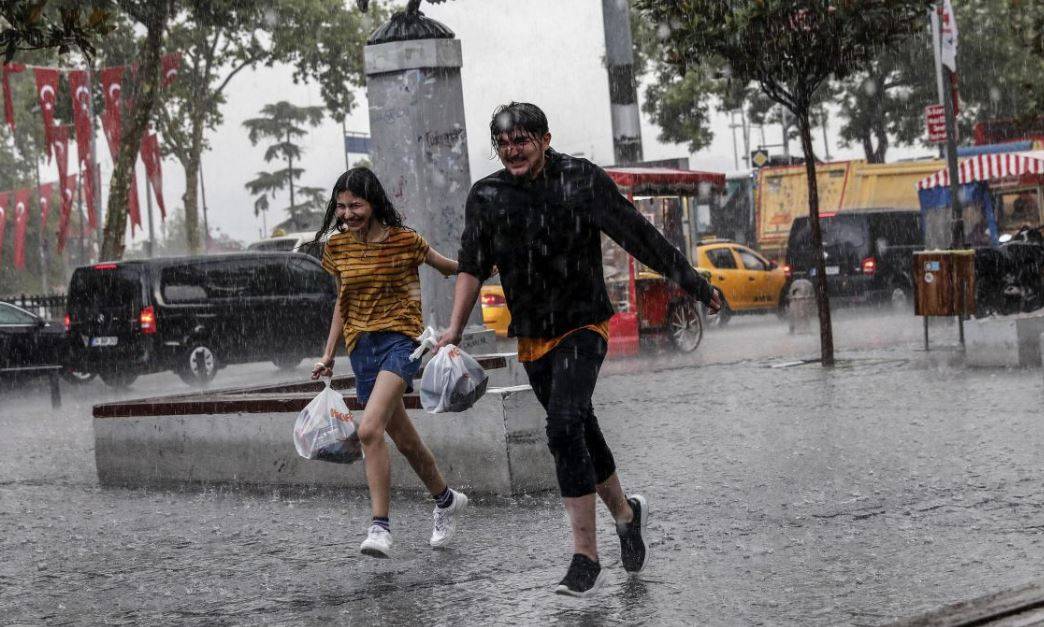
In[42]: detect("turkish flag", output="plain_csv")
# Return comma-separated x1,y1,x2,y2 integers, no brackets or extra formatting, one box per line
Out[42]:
34,68,60,162
161,53,181,88
53,125,70,186
13,188,31,269
3,63,25,130
99,66,124,160
141,132,166,219
0,193,8,266
37,183,54,238
67,71,93,168
57,174,76,252
80,159,97,231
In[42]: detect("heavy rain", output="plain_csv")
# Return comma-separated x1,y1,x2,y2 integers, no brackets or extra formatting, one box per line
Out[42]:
1,0,1043,624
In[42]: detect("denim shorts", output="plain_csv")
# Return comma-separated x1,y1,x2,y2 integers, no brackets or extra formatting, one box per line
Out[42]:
349,332,422,407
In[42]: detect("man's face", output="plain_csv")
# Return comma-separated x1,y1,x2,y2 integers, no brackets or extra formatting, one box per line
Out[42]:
496,130,551,178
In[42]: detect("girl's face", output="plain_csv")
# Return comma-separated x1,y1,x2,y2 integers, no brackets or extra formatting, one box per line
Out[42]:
336,190,374,233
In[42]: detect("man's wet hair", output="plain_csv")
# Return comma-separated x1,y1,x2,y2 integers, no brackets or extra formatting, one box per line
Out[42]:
489,102,549,151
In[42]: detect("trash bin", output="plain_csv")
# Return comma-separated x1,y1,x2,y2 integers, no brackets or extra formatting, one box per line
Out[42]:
913,250,975,317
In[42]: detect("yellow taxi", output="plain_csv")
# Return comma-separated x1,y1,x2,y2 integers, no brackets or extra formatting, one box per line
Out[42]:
480,277,510,337
694,240,788,325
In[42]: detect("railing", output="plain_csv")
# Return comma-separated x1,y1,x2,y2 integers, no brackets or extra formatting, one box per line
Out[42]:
0,293,67,322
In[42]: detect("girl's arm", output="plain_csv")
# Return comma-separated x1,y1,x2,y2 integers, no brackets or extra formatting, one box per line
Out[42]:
311,279,345,379
425,247,458,277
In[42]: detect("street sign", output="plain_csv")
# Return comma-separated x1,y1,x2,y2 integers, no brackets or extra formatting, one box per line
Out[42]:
925,104,946,144
344,134,371,155
750,149,770,168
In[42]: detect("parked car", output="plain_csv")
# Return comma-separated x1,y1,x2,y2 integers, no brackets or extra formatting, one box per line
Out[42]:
784,209,923,308
695,239,788,326
0,301,69,384
247,231,324,258
66,252,336,388
480,275,509,337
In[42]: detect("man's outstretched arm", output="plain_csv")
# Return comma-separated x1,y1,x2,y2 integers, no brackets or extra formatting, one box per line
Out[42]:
437,272,482,349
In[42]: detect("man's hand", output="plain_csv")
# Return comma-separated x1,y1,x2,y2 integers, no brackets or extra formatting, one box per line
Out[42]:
706,287,723,315
435,326,462,352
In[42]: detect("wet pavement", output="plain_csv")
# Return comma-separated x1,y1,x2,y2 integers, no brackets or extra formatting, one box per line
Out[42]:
2,310,1043,625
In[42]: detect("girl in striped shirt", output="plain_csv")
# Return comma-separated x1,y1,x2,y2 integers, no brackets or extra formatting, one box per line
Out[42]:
310,167,467,558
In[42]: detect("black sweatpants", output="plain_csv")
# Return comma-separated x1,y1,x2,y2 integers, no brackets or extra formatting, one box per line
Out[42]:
522,330,616,498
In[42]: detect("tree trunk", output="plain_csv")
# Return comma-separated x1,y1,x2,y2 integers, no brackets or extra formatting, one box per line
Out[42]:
797,109,835,367
99,7,167,260
180,113,205,254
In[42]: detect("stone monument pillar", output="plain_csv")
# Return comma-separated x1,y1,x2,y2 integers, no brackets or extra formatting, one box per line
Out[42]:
363,13,484,333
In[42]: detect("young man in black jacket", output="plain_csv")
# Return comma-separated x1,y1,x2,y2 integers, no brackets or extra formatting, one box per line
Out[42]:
438,102,721,596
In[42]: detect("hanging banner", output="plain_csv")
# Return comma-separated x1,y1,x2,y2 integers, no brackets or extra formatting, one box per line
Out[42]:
940,0,958,73
161,53,181,88
53,125,70,188
57,174,77,252
13,188,31,269
140,131,166,219
98,66,123,155
81,159,98,231
3,63,25,130
0,192,8,265
33,68,60,162
67,70,92,167
37,182,54,237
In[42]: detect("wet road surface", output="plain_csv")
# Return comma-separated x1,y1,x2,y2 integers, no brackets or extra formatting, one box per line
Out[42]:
2,310,1042,625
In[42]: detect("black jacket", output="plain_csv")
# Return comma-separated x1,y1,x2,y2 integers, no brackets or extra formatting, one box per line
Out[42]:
458,149,713,338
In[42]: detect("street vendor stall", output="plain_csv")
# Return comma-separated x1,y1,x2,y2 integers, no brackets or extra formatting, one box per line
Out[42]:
602,167,726,356
916,150,1044,248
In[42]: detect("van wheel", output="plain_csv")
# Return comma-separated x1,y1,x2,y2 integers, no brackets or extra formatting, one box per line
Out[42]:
177,343,219,386
272,354,304,371
668,300,704,353
100,369,138,388
61,366,96,385
887,280,912,311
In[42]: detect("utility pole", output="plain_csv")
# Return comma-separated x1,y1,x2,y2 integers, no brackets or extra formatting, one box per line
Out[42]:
933,0,964,248
85,63,102,260
34,158,49,294
820,105,832,162
601,0,643,164
199,162,211,251
145,177,155,257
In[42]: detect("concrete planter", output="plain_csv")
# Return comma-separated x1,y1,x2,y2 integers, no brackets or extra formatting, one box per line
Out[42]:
965,311,1044,367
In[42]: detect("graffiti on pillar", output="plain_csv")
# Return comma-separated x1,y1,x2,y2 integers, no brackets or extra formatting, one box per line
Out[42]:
391,175,408,200
422,128,465,150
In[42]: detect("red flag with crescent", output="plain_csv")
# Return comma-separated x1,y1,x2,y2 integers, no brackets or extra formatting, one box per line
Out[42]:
0,192,8,265
3,63,25,130
37,182,54,236
67,71,93,168
13,188,31,269
81,160,98,231
161,53,181,88
57,174,77,252
53,125,70,186
99,66,124,159
141,132,166,219
34,68,60,162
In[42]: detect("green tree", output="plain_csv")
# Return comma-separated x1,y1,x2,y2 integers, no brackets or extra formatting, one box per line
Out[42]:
243,100,323,237
638,0,933,366
0,0,114,62
153,0,384,254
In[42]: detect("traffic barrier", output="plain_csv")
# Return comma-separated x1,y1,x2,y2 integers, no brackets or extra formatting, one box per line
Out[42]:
92,354,555,495
964,311,1044,367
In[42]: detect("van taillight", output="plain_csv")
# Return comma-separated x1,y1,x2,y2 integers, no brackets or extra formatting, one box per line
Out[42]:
64,313,70,332
139,306,157,334
782,264,792,279
861,257,877,275
93,263,118,270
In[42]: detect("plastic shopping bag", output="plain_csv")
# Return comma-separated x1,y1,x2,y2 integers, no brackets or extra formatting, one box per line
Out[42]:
292,379,363,464
419,344,488,413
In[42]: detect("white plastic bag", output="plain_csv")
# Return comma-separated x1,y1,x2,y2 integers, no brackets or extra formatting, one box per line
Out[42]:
420,344,489,413
292,379,363,464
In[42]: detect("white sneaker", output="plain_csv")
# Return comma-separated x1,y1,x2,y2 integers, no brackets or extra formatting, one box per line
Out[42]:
360,524,393,558
430,489,468,548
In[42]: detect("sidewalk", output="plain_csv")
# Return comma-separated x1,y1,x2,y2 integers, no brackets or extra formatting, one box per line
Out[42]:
1,312,1042,625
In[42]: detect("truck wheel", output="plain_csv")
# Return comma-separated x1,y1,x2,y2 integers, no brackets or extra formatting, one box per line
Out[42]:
272,354,304,371
668,300,704,353
100,369,138,389
177,342,219,386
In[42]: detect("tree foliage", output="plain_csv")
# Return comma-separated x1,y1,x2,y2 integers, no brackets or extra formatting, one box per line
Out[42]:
0,0,115,62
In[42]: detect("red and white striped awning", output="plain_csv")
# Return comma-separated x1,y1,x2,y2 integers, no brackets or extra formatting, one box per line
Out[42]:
916,150,1044,190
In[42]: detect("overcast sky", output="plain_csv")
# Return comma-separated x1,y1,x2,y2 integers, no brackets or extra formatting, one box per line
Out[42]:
109,0,932,247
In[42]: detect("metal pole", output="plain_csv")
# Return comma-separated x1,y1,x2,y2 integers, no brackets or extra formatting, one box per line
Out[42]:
341,117,351,172
145,177,155,257
741,109,751,169
730,112,740,170
821,105,831,161
601,0,643,164
85,63,102,258
75,167,85,265
935,2,964,249
35,157,49,293
199,161,210,252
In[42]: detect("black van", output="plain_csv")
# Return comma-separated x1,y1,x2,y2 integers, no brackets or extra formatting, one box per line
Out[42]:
66,252,336,387
785,209,924,307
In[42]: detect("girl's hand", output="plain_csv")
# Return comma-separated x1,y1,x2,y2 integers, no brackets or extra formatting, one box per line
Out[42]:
311,356,334,380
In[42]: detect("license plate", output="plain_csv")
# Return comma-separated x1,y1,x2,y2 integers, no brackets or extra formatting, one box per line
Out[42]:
825,265,840,276
90,336,118,347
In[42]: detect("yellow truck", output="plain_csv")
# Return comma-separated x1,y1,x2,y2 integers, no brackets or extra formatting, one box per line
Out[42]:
755,159,945,260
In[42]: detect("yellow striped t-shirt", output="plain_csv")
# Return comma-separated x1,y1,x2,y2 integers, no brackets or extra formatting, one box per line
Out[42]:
321,227,429,354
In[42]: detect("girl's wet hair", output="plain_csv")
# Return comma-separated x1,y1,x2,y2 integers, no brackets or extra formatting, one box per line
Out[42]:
314,167,407,243
489,102,549,151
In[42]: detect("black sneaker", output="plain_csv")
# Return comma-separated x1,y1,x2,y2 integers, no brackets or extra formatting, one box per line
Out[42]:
617,494,648,573
554,554,606,597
